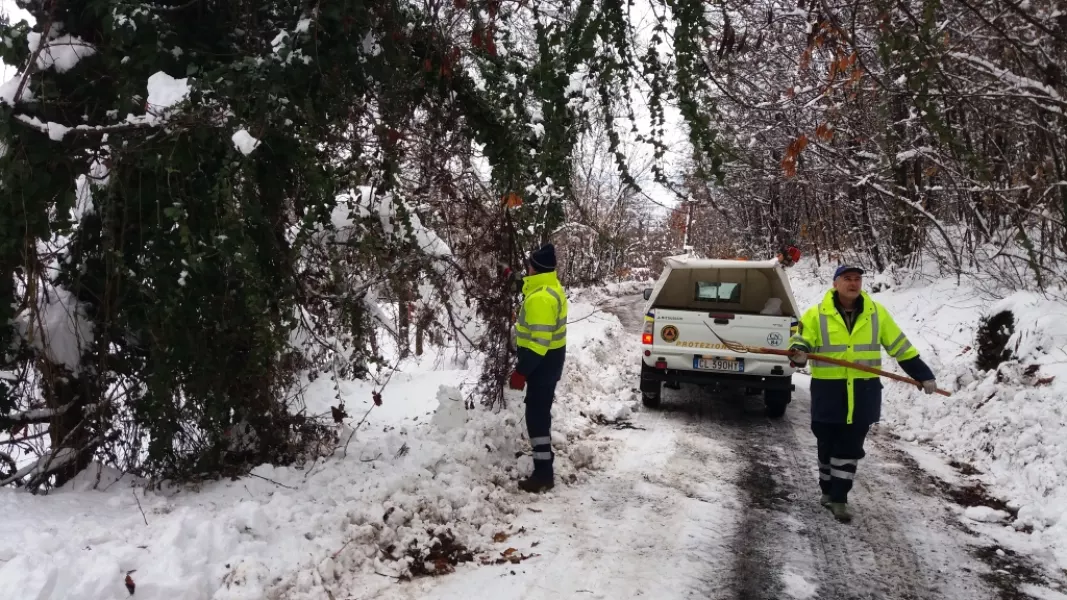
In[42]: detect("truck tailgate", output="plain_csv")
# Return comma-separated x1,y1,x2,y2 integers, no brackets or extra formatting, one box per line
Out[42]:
645,309,795,376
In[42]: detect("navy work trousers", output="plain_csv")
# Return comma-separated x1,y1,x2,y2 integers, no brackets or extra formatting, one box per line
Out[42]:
525,375,558,481
811,421,871,503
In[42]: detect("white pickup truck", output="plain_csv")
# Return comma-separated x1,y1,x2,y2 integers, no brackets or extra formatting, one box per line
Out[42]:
639,256,800,417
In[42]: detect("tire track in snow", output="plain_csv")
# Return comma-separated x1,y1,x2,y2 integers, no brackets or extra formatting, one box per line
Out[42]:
772,400,936,600
659,380,1000,600
376,292,1020,600
657,385,805,600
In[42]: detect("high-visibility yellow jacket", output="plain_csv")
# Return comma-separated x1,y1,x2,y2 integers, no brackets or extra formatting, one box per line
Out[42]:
790,289,932,424
515,271,568,376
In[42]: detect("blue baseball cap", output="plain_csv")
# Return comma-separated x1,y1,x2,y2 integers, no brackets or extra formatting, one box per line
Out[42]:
833,265,865,279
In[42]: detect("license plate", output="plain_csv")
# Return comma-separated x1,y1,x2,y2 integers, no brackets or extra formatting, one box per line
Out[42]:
694,356,744,372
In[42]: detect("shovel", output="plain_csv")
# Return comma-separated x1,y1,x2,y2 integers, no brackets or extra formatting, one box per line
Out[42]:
704,324,952,396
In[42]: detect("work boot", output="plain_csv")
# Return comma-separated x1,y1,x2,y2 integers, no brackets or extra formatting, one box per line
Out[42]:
518,476,554,493
830,502,853,523
820,494,832,508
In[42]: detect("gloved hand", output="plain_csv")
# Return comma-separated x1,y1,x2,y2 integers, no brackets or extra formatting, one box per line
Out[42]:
508,371,526,390
921,379,937,395
790,349,808,368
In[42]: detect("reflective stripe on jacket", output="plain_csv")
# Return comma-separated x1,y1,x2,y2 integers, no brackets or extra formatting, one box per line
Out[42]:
516,271,568,357
789,289,920,424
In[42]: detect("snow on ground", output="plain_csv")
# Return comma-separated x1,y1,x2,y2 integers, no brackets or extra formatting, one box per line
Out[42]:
369,383,743,600
781,569,819,600
787,260,1067,575
0,298,634,600
566,279,648,305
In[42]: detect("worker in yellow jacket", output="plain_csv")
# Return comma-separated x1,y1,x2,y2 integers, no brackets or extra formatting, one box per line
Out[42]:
508,244,568,493
789,265,938,522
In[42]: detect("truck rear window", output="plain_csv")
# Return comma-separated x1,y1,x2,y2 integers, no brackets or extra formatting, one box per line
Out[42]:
695,281,741,303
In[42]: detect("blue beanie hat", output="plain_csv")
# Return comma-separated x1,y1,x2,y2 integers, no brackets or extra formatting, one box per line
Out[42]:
528,244,557,273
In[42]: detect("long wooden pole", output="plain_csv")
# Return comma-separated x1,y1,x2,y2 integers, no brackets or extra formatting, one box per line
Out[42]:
756,347,951,397
701,322,952,396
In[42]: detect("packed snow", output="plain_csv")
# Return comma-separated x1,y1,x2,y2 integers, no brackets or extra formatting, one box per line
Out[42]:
782,569,819,599
964,505,1013,524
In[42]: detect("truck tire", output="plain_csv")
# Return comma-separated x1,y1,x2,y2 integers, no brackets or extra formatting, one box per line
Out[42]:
764,388,790,419
639,362,662,408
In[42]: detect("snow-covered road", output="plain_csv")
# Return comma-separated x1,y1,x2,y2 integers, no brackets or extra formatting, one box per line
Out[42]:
377,294,1066,600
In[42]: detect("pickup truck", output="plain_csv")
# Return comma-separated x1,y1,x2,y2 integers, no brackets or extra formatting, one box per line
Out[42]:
639,255,800,418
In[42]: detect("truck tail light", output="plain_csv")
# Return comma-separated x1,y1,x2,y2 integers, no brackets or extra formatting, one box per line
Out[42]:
642,315,654,345
655,360,668,369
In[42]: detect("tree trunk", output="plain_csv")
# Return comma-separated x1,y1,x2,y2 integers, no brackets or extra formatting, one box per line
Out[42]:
40,362,95,489
397,284,411,359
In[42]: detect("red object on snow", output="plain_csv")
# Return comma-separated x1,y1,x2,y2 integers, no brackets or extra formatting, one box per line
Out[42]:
508,371,526,390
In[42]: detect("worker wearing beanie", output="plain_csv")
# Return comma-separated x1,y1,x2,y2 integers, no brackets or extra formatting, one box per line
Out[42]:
508,243,569,493
789,265,938,522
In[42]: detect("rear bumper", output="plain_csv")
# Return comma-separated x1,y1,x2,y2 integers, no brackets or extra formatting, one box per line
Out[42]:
640,367,793,392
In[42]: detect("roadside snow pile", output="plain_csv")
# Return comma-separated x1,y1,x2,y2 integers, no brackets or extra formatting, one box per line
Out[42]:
788,261,1067,571
0,298,636,600
964,505,1014,524
568,279,648,307
880,286,1067,569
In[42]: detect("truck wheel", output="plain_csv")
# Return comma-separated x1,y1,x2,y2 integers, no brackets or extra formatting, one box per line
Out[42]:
764,389,790,419
639,362,662,408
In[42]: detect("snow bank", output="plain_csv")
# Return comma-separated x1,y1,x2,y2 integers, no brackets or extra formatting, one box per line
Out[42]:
880,285,1067,570
0,298,634,599
787,260,1067,572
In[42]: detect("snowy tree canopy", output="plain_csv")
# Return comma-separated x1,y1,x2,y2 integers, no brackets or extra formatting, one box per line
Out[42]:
674,0,1067,284
0,0,733,487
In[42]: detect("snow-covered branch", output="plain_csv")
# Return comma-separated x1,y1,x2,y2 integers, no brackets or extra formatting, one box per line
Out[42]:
0,402,76,429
